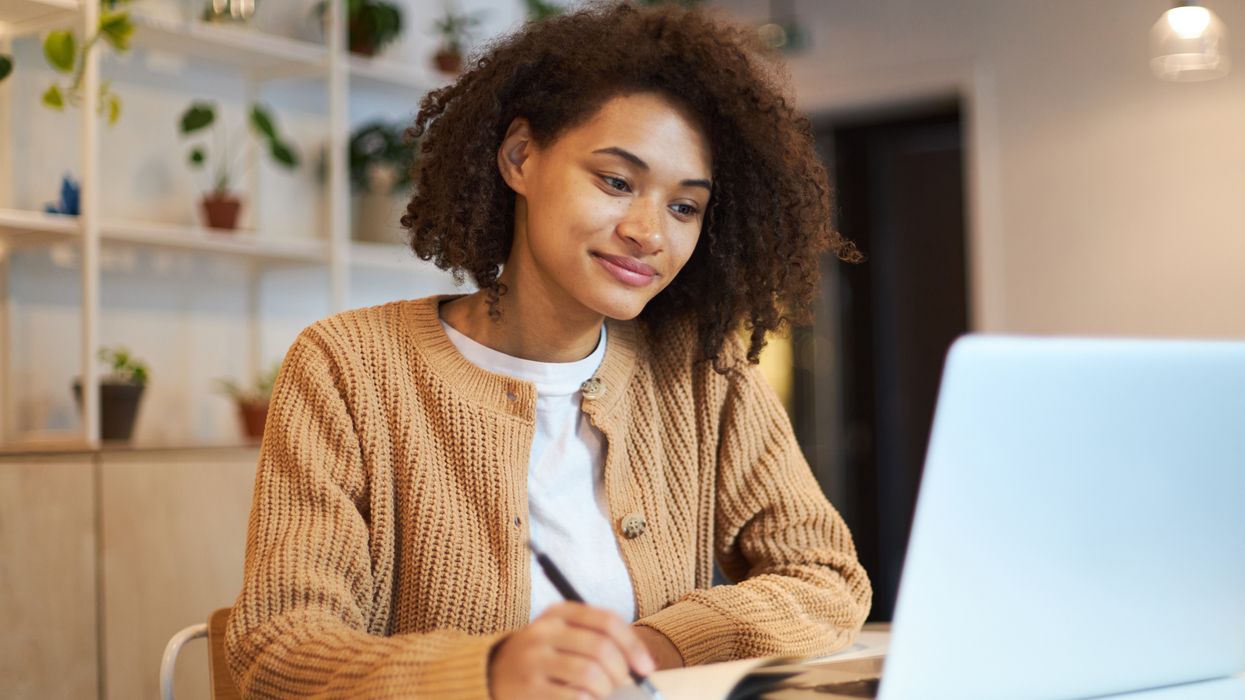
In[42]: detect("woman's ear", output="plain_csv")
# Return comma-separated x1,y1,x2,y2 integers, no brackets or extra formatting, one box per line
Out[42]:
497,117,535,195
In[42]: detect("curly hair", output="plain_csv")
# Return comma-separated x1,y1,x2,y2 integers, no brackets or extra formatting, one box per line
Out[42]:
400,0,860,369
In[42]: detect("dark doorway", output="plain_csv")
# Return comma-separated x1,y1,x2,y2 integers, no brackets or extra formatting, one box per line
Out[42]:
795,101,970,621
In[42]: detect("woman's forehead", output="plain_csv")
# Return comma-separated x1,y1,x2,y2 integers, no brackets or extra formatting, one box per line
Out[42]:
554,93,713,178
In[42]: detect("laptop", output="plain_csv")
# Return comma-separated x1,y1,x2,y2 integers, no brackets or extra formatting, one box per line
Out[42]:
769,335,1245,699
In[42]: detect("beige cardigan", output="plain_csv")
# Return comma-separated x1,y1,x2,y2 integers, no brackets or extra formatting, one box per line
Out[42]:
226,296,871,698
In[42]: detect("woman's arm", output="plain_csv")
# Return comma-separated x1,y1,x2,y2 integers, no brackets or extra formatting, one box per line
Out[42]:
634,345,872,666
225,327,505,699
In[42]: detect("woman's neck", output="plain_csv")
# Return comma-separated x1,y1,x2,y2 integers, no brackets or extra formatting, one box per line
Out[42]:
439,288,604,363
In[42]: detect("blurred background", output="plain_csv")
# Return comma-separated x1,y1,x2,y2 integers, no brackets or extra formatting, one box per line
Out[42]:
1,0,1241,697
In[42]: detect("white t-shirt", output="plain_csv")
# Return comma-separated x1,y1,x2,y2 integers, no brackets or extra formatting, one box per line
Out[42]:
440,321,637,623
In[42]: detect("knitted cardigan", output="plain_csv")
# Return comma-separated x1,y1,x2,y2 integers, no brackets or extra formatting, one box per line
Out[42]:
225,295,872,698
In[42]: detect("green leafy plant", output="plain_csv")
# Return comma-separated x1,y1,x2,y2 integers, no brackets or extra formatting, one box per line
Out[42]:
0,54,12,82
41,0,135,125
523,0,563,21
214,363,280,406
315,0,403,57
178,101,300,195
349,120,418,193
98,346,149,386
434,3,485,57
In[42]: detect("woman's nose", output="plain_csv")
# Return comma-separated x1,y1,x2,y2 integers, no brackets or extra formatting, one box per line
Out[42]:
617,198,664,254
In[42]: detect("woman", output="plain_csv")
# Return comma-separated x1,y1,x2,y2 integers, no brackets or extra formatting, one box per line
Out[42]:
225,2,871,698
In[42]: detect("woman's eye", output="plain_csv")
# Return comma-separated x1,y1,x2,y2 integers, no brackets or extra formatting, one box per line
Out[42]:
671,203,699,217
602,175,630,192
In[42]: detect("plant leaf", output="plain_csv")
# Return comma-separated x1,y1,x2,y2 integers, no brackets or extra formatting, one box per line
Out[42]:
188,146,205,167
0,55,12,82
249,104,276,140
106,94,121,125
100,12,135,52
179,103,214,134
43,31,76,74
270,140,299,169
42,84,64,110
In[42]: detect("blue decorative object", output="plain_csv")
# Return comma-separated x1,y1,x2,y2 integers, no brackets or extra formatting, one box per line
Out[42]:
44,174,80,216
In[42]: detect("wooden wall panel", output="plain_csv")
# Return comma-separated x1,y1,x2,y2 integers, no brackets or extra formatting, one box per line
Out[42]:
99,448,257,700
0,456,98,699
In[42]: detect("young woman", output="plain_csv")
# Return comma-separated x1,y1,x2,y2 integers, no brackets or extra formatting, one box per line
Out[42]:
225,3,871,699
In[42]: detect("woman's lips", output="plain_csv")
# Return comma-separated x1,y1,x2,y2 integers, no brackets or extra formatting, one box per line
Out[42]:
592,253,658,287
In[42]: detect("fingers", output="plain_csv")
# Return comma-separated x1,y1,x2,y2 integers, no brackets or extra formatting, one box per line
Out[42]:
543,602,656,676
546,652,616,699
550,626,632,688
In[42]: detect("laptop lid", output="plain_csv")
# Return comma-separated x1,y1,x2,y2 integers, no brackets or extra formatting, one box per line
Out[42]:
878,336,1245,700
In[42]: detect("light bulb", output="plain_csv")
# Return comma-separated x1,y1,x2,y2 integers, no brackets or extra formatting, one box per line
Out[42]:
1151,3,1230,81
1166,6,1211,39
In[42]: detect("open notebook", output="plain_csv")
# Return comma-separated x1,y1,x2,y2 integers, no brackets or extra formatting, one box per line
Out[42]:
607,630,890,700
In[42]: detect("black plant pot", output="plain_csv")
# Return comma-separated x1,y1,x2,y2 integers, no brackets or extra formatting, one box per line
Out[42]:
72,380,145,442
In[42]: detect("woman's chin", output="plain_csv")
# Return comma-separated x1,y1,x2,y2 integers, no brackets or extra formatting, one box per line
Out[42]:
582,290,651,322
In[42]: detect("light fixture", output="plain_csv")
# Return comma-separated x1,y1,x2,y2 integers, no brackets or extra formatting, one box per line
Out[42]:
1151,1,1230,82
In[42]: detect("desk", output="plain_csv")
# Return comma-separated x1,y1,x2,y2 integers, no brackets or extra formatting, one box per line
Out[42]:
767,626,1245,700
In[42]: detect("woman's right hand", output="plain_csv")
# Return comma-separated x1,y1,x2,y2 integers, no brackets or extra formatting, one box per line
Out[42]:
488,602,657,700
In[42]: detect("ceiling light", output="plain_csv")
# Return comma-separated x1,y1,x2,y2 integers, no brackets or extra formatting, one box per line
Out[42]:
1151,1,1230,81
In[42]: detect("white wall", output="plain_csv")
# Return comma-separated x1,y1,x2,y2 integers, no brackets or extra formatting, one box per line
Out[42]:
715,0,1245,338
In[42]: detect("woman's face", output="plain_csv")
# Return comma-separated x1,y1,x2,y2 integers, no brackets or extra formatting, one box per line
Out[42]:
498,92,713,322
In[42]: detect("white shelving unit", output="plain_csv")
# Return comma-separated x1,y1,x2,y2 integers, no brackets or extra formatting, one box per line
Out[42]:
0,0,78,34
0,0,455,450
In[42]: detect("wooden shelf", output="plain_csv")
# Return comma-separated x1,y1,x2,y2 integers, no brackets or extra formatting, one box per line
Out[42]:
0,0,77,36
101,219,329,264
0,209,328,264
0,438,262,457
127,11,327,79
0,207,79,237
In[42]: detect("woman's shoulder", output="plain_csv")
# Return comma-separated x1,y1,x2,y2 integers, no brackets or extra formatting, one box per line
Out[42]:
631,315,753,396
286,296,446,371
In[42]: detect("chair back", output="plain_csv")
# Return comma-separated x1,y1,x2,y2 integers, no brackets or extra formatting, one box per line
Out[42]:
207,608,242,700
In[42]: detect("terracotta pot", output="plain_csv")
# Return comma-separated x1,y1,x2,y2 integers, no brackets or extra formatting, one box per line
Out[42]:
434,48,462,75
237,401,268,441
72,380,145,442
201,192,243,230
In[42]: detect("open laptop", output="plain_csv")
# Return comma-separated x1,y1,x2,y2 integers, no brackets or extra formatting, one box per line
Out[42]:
769,335,1245,699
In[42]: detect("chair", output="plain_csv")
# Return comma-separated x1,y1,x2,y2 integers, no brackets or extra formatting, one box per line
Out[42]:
159,608,242,700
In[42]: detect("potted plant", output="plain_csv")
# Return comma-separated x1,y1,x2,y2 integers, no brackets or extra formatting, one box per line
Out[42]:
214,363,279,440
36,0,133,216
349,120,418,242
0,54,12,83
72,346,149,442
432,4,485,75
314,0,403,57
41,0,135,126
178,101,300,230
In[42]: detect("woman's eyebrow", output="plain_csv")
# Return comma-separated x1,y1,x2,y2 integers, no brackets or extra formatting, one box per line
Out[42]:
592,146,712,192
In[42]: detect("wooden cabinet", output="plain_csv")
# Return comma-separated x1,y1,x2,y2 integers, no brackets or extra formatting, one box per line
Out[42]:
1,447,258,700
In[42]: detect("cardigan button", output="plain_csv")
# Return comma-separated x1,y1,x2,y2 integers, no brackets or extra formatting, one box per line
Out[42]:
620,512,647,539
580,377,605,400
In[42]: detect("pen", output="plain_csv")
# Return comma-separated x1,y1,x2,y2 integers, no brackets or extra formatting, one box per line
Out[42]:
527,539,665,700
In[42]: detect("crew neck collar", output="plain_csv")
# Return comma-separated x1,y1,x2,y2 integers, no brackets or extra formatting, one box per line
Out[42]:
402,295,639,419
